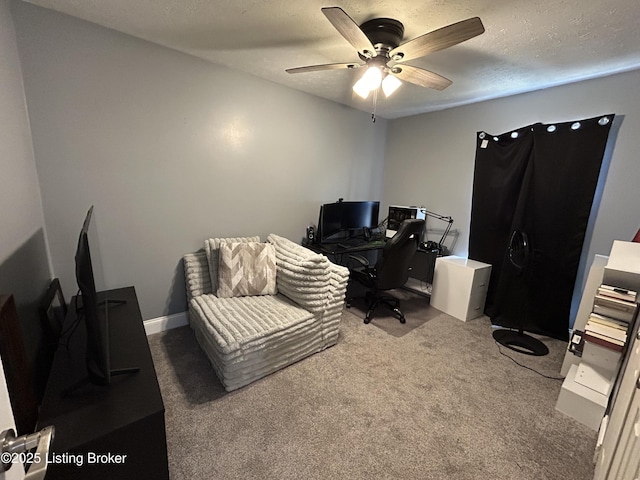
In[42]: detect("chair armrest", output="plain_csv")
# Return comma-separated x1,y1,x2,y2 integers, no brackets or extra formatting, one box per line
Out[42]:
348,254,369,268
347,253,376,281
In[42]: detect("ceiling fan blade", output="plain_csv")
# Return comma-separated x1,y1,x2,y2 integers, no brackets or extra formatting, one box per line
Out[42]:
321,7,377,58
286,63,363,74
389,17,484,63
391,65,452,91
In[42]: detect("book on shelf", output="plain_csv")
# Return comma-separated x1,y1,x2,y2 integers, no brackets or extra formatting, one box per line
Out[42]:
587,312,628,331
583,331,624,352
585,319,627,344
597,284,638,303
593,294,638,323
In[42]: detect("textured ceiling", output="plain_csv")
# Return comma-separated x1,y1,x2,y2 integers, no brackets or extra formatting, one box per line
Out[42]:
21,0,640,119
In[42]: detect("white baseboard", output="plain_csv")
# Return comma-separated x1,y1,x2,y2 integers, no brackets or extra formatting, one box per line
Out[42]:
144,311,189,336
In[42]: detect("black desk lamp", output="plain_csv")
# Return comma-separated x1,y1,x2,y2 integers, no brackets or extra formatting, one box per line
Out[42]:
419,209,454,253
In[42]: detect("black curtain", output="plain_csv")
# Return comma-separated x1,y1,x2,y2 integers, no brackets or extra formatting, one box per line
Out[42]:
469,114,614,341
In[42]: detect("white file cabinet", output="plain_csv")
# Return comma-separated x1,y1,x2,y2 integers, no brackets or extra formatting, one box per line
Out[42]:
430,256,492,321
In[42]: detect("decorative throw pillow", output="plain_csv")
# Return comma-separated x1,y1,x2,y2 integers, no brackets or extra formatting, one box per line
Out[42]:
205,236,260,293
217,242,277,298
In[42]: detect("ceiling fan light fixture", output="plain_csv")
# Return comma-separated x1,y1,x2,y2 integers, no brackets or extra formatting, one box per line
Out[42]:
362,66,382,90
382,74,402,97
353,66,382,99
353,77,371,99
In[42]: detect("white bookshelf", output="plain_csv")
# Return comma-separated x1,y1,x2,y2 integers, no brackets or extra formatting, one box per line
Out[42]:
555,241,640,431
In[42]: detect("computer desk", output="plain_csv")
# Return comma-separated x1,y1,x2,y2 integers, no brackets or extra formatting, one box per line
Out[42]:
304,238,386,266
303,237,386,256
304,238,437,297
313,238,385,254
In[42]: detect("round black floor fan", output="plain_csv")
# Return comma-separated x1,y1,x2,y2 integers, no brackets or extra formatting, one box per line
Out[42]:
492,230,549,356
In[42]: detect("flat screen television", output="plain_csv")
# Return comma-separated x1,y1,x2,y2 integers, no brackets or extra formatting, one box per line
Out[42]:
75,206,111,385
75,206,137,387
317,201,380,243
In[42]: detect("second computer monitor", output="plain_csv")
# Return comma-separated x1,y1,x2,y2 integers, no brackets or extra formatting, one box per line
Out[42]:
387,205,426,238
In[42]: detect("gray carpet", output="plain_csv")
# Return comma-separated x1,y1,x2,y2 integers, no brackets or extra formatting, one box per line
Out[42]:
147,290,597,480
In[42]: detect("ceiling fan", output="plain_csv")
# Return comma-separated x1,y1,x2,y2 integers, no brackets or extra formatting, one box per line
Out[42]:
286,7,485,99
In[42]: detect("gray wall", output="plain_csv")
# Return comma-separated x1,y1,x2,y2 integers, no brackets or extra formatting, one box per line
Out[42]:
0,0,46,270
0,0,52,401
11,2,386,320
384,69,640,327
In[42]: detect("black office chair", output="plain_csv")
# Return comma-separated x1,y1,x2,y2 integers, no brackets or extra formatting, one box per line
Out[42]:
347,219,425,324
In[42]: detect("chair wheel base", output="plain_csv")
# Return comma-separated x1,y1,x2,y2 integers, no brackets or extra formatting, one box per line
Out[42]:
392,307,405,324
349,291,407,325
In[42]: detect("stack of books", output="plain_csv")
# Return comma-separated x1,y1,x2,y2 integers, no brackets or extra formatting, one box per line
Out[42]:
589,285,637,346
574,284,638,395
584,313,628,352
594,288,637,318
596,284,638,303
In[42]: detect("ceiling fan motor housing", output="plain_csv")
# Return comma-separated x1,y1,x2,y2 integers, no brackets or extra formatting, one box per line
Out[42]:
359,18,404,54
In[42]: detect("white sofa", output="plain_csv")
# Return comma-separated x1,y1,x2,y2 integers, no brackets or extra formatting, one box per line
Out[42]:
183,234,349,391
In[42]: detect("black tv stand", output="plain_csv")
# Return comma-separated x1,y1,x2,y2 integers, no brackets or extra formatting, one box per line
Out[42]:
38,286,168,479
98,297,127,307
110,366,140,375
61,365,141,398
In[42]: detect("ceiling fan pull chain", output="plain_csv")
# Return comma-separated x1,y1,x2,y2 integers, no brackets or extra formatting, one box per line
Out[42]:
371,88,378,123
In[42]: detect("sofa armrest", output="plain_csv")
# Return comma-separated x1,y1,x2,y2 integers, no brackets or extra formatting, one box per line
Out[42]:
267,234,350,314
322,263,350,340
327,262,350,303
183,250,213,300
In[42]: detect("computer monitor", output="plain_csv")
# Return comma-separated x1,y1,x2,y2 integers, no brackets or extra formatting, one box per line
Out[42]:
387,205,426,238
317,201,380,243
